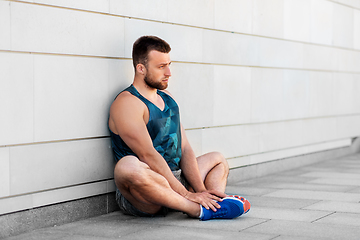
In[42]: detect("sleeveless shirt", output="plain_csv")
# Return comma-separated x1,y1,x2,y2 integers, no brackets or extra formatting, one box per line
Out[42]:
109,85,182,171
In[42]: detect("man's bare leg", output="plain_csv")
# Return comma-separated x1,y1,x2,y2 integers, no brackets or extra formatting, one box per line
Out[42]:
197,152,251,218
114,156,201,217
196,152,229,193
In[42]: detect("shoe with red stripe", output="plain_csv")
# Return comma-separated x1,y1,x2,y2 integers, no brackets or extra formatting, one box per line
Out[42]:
199,195,250,221
228,195,251,214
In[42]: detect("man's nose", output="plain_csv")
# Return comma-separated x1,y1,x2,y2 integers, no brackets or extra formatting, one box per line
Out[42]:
165,66,171,76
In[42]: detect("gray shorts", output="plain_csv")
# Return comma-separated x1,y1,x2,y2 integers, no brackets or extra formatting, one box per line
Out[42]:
116,169,188,217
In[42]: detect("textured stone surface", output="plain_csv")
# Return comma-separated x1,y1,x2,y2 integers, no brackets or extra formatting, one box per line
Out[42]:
244,219,360,240
314,212,360,226
0,193,118,238
264,189,360,202
304,201,360,214
248,207,331,222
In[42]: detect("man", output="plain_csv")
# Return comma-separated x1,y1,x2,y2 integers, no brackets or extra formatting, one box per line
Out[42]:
108,36,250,220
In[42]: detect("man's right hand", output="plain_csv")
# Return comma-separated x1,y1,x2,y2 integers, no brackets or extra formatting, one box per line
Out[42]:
184,190,227,212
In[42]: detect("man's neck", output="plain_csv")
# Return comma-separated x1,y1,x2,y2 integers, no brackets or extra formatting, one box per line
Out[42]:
133,77,158,101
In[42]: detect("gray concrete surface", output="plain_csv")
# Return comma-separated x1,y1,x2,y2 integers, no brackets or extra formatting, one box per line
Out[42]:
3,153,360,240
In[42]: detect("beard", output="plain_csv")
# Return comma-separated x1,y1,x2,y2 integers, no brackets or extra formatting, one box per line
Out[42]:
144,73,168,90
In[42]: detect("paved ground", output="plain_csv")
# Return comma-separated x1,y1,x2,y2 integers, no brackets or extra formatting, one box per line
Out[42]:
4,153,360,240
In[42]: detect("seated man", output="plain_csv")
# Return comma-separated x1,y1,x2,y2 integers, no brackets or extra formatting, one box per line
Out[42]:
108,35,250,220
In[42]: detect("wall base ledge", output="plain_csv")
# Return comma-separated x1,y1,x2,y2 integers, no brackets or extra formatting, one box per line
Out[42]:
0,193,119,239
228,145,356,184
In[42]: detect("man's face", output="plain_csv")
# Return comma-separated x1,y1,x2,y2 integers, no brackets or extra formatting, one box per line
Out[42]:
143,50,171,90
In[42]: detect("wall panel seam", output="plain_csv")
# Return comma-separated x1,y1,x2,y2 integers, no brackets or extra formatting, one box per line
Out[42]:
0,136,110,148
226,137,352,160
327,0,360,11
5,0,360,53
1,113,359,148
1,49,359,75
185,113,360,131
0,178,114,200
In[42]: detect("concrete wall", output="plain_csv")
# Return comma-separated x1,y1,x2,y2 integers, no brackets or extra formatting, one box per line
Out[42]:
1,0,360,215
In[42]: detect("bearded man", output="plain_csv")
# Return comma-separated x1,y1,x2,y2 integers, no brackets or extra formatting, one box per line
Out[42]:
108,36,250,220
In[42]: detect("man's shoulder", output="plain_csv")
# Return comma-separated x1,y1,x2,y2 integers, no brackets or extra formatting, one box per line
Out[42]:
110,91,145,115
108,89,149,135
114,90,133,102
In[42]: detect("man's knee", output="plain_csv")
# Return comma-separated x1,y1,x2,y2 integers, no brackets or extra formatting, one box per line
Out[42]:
114,156,165,213
114,156,168,189
114,156,149,187
212,151,229,173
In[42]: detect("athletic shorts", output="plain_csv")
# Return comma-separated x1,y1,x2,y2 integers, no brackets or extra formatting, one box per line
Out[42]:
115,169,189,217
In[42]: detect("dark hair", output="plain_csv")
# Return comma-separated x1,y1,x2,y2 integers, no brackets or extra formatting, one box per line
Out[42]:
132,36,171,69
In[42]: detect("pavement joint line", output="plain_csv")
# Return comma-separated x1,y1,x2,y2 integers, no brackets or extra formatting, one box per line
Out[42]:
300,199,324,209
345,186,360,193
239,218,271,232
269,235,282,240
310,211,336,223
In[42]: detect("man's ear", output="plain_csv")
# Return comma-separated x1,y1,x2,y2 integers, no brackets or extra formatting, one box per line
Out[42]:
136,63,146,75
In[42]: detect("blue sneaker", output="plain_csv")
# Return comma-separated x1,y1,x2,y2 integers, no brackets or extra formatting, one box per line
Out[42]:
200,195,250,221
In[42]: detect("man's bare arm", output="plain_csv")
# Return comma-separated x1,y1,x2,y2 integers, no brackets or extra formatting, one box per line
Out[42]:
110,92,224,211
179,125,227,201
179,124,207,193
109,93,189,197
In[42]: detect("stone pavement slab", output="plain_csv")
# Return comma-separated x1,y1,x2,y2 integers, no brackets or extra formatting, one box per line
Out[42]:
264,189,360,202
301,171,360,179
243,219,360,240
248,206,332,222
49,217,152,238
225,185,274,196
112,211,267,232
237,175,318,184
240,180,355,192
304,201,360,213
118,225,276,240
3,153,360,240
314,212,360,226
244,195,319,209
309,178,360,186
348,187,360,193
4,212,275,240
273,236,328,240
